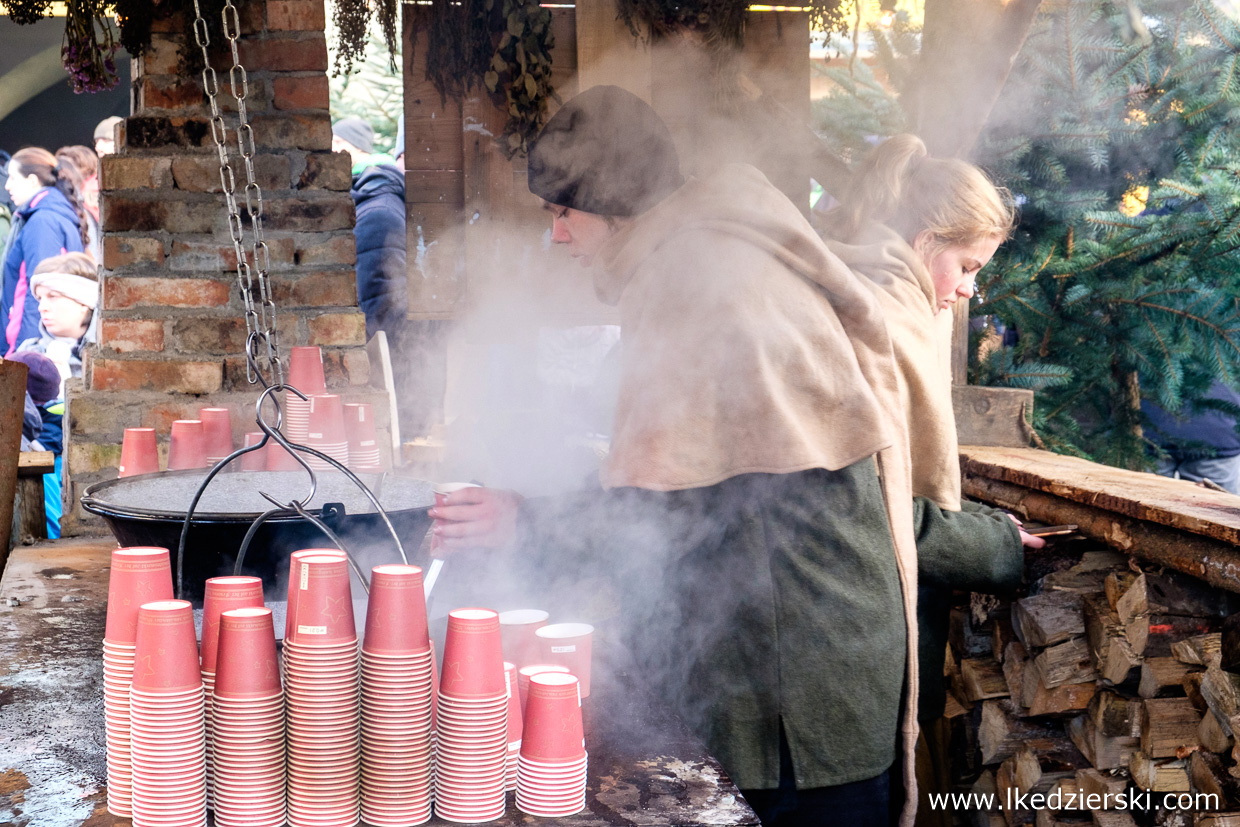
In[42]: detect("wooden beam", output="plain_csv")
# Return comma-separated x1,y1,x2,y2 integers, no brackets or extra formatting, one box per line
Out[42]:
954,387,1035,449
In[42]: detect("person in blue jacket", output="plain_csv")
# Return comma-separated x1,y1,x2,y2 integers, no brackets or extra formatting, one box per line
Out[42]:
2,147,88,356
351,162,408,341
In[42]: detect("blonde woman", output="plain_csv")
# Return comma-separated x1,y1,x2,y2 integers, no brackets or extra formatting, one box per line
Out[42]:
822,134,1043,824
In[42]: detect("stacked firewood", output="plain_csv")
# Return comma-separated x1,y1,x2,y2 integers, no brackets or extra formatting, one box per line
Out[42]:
945,545,1240,826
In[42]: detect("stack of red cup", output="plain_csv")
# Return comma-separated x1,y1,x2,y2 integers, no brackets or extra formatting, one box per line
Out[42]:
199,407,234,467
435,608,509,822
167,420,208,471
212,607,285,827
284,553,361,827
281,347,326,459
119,428,160,477
103,547,174,817
199,576,264,809
517,663,570,715
305,394,350,472
516,672,587,817
504,662,522,792
240,432,267,472
360,565,436,826
343,403,383,472
536,622,594,698
128,600,208,827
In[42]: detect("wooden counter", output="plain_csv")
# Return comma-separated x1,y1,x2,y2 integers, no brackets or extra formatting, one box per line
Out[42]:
0,536,757,827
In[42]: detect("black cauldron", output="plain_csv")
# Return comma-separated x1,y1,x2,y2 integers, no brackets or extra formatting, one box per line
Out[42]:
81,469,434,605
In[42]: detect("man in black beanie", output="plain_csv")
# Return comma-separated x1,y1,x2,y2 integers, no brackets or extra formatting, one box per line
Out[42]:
432,85,920,827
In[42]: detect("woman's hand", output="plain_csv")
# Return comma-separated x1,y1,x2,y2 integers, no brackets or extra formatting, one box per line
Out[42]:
428,487,525,554
1006,513,1046,549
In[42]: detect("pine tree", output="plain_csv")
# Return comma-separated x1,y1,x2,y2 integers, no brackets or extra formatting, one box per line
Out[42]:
973,0,1240,468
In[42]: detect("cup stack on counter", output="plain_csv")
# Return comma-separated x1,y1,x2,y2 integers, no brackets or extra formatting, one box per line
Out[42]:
360,564,436,826
344,402,383,473
211,607,286,827
199,407,235,467
102,547,175,817
503,662,522,792
434,608,510,822
199,576,264,810
517,673,588,816
129,600,209,827
284,551,362,827
305,393,350,471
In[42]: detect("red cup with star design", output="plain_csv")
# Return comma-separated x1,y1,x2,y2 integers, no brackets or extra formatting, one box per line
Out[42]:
439,608,506,700
287,555,355,646
200,576,264,674
131,600,203,694
214,608,281,699
105,547,174,645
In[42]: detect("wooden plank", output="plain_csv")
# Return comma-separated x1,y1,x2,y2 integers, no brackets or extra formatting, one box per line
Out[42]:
960,446,1240,546
954,386,1035,449
18,451,54,476
405,170,464,207
14,476,45,545
1141,698,1201,758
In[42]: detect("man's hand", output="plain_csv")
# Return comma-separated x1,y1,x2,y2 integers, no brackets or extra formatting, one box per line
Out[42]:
428,487,525,554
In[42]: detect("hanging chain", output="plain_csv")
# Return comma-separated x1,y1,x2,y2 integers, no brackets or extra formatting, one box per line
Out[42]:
192,0,284,387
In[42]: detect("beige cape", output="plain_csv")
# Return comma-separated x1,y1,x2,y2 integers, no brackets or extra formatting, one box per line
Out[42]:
824,223,963,510
595,164,922,826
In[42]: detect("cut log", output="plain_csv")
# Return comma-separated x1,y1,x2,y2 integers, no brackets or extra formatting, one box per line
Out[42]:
996,747,1042,815
1195,815,1240,827
1085,595,1142,685
994,614,1018,663
1140,657,1193,699
1069,713,1139,770
1004,641,1031,711
1037,810,1092,827
1023,656,1095,716
963,657,1012,702
1190,750,1240,808
1015,592,1086,649
1044,776,1085,811
1089,690,1142,738
1107,572,1149,626
1093,813,1139,827
1141,698,1201,758
1221,612,1240,673
970,770,1004,827
1171,633,1222,667
1075,767,1130,805
1036,637,1099,688
1184,672,1209,713
1129,750,1190,792
981,699,1069,765
1199,666,1240,736
1199,709,1234,755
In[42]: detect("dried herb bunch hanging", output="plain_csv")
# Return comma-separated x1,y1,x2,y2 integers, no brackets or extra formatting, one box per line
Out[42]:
410,0,556,159
62,0,119,92
616,0,854,48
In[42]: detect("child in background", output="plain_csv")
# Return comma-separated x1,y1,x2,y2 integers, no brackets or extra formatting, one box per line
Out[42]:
16,251,98,380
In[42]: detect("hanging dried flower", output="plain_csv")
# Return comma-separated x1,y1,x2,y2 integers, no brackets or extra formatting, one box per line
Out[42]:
62,0,120,93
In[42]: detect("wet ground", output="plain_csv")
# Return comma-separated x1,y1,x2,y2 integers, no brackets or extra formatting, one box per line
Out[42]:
0,536,757,827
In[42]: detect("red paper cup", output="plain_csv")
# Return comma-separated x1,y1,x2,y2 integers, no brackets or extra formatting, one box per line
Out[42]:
517,664,570,714
265,438,302,472
536,622,593,698
288,346,327,395
521,673,584,762
307,394,347,444
167,420,208,470
105,547,174,644
439,609,505,699
288,555,356,644
132,600,203,694
499,609,548,668
343,403,378,448
285,549,347,638
200,576,264,673
238,432,267,472
363,565,429,654
214,608,281,699
432,482,480,509
198,407,233,460
119,428,160,477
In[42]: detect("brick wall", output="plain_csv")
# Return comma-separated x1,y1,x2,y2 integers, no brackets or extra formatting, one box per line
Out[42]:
63,0,385,532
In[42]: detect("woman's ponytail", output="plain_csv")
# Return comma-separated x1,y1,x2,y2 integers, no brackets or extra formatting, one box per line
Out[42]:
11,147,90,248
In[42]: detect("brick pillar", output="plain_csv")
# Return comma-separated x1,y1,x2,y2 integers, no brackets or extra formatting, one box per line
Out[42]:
63,0,384,532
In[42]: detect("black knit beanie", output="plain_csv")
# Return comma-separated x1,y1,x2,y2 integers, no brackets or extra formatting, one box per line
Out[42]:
528,86,684,217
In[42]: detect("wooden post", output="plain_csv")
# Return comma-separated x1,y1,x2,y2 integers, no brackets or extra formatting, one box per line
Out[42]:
0,360,30,572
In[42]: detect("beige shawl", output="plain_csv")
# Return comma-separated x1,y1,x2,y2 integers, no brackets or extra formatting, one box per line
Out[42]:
824,223,962,510
595,164,922,826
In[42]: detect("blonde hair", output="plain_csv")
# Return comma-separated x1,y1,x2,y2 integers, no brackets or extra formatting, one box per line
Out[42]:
33,251,97,280
833,134,1016,250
